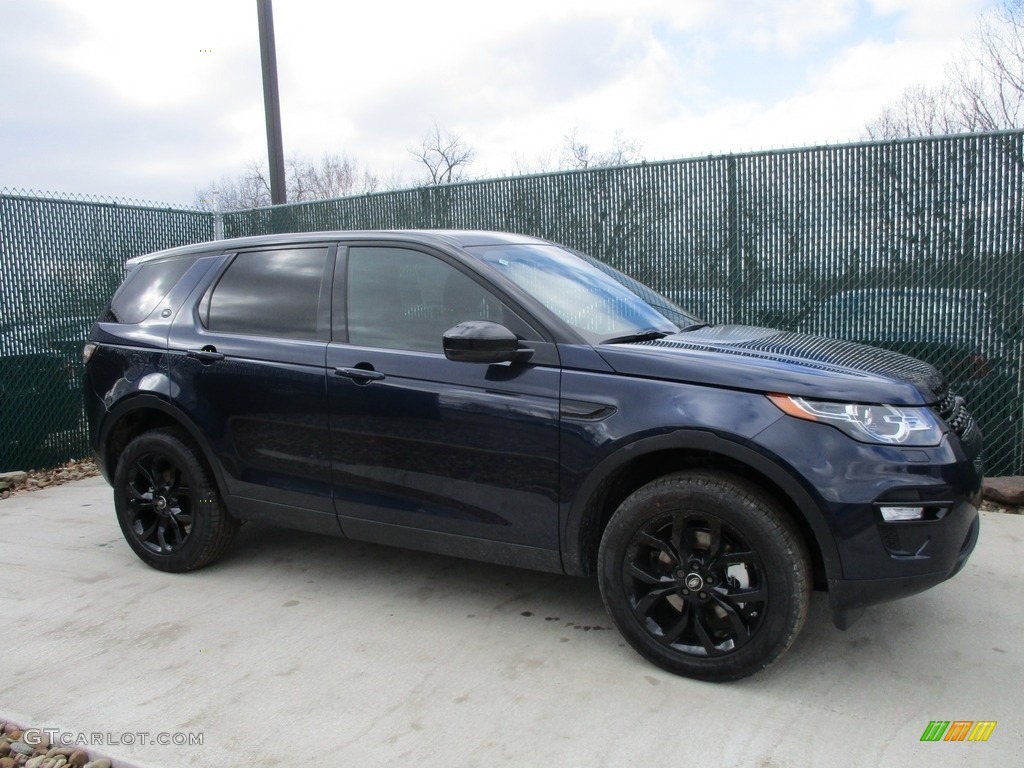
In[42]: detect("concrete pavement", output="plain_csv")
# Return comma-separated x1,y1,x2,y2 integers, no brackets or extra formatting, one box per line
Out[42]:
1,476,1022,767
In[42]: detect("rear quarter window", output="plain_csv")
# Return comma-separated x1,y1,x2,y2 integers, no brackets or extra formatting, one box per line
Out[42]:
107,256,198,324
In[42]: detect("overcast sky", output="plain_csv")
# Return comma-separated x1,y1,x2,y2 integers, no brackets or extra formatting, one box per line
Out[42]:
0,0,997,206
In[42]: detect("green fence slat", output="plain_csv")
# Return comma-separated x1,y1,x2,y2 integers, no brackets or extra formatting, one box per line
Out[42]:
4,131,1024,473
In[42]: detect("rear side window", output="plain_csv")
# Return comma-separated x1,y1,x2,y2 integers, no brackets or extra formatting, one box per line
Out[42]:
203,247,330,340
108,257,197,324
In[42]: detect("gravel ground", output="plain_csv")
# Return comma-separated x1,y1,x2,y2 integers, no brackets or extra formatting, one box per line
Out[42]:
0,459,99,501
982,498,1024,514
0,721,112,768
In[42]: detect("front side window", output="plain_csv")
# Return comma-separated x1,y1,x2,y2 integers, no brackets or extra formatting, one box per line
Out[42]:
346,247,527,353
204,247,329,340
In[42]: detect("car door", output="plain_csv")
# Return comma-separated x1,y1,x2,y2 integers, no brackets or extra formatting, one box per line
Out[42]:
168,244,339,534
327,243,562,558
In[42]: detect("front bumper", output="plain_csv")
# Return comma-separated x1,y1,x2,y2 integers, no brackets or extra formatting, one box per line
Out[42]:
828,506,979,628
752,412,983,628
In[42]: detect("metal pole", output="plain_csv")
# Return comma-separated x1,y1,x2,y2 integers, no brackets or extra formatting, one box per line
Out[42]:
257,0,286,205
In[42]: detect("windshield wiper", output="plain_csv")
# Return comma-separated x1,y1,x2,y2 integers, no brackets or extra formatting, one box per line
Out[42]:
679,323,710,332
601,329,672,344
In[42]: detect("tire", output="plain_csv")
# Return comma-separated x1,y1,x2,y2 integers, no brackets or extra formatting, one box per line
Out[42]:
598,471,810,682
113,429,238,572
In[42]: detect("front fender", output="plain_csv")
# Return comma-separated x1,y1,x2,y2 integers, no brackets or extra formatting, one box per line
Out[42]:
559,429,842,585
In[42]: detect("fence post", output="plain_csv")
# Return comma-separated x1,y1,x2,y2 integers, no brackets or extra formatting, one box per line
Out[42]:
213,190,224,240
726,155,742,323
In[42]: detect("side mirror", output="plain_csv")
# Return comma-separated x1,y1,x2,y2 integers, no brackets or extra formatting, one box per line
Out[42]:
443,321,534,364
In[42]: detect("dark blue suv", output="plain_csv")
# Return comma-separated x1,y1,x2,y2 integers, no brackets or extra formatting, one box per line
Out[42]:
83,231,982,681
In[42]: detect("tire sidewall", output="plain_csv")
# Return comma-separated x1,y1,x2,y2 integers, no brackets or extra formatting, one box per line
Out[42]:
598,473,808,682
113,430,219,572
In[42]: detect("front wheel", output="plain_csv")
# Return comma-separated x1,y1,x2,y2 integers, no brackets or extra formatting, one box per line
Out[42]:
598,471,810,682
113,429,238,572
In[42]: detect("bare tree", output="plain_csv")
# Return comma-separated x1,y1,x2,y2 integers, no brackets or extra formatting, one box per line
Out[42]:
195,152,382,210
561,128,593,169
865,0,1023,138
948,0,1024,131
508,151,553,175
411,123,476,184
560,128,644,169
864,84,962,139
287,153,381,200
193,160,273,211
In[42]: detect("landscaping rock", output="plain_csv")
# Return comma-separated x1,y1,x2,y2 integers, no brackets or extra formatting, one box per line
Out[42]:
0,472,28,491
983,476,1024,506
0,459,99,499
8,743,34,757
0,723,110,768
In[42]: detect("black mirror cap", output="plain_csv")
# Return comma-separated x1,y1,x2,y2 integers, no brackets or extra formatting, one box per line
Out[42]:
443,321,534,364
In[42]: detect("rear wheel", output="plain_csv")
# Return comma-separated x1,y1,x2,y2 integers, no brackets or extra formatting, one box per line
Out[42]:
113,429,238,572
598,471,810,682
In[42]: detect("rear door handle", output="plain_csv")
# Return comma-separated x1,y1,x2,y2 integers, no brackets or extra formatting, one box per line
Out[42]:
187,347,225,364
334,367,385,383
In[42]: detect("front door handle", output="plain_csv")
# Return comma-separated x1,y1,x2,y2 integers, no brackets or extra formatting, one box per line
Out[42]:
187,347,225,364
334,366,385,383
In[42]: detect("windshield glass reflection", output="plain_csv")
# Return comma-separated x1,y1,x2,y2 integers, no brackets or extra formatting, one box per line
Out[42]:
469,244,695,343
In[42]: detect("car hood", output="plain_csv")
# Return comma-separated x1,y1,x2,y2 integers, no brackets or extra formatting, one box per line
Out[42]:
595,325,946,406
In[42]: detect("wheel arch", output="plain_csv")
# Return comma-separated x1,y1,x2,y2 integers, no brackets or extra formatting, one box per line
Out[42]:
97,395,226,494
561,430,840,587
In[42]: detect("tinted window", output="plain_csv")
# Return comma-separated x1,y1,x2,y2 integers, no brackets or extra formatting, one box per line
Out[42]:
109,256,197,324
346,247,525,353
205,248,329,340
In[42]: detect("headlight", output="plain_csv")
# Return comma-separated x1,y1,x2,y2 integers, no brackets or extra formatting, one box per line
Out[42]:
767,394,944,446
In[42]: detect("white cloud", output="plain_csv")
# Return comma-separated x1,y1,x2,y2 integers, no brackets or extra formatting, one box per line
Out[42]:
45,0,257,108
0,0,1003,203
701,0,860,55
868,0,994,38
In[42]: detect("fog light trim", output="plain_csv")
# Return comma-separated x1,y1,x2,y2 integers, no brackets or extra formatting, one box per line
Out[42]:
879,505,926,522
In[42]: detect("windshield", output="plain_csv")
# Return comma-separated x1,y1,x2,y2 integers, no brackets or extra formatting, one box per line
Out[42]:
571,250,703,330
468,244,698,343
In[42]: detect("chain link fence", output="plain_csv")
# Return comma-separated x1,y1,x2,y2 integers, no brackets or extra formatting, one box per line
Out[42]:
1,189,213,471
3,131,1024,473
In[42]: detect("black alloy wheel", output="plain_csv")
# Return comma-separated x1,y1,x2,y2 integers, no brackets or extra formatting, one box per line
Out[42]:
113,429,238,572
599,471,810,682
